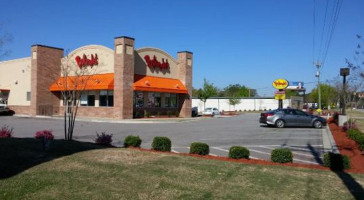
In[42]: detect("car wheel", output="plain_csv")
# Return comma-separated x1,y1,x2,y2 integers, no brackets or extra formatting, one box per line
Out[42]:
313,120,322,129
275,119,285,128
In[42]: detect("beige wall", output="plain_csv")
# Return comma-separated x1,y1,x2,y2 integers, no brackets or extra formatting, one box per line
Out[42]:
135,48,179,79
63,45,114,76
0,57,31,106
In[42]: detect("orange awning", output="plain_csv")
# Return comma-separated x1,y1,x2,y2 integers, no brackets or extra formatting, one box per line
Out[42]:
133,74,188,94
49,73,114,91
49,73,188,94
0,89,10,92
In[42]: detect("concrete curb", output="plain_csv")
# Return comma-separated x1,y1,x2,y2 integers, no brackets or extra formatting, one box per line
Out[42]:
322,126,339,153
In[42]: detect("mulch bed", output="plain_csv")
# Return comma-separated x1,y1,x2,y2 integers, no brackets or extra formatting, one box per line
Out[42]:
128,147,330,172
329,123,364,174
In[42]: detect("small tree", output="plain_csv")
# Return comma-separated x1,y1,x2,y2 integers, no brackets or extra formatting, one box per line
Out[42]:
309,83,338,109
57,52,98,140
0,23,13,60
198,79,218,109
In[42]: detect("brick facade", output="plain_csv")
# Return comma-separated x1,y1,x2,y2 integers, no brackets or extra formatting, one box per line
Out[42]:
113,37,135,119
5,36,193,119
177,51,193,118
30,45,63,116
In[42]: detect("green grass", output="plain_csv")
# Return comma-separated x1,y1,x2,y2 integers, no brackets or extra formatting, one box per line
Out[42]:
347,110,364,132
1,138,364,200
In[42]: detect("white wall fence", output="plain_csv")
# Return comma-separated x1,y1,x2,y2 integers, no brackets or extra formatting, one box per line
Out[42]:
192,98,291,112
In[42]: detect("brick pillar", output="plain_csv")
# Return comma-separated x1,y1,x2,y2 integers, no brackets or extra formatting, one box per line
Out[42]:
177,51,193,118
113,36,135,119
30,45,64,116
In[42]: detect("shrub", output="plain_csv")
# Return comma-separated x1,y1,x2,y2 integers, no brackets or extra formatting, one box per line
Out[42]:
323,152,350,170
124,135,142,147
157,111,161,117
167,111,172,117
152,136,171,151
134,111,141,118
189,142,209,155
271,148,293,163
332,112,339,124
0,125,13,138
229,146,250,159
346,129,364,149
35,130,54,140
342,119,358,132
144,110,151,118
175,111,179,117
95,132,112,146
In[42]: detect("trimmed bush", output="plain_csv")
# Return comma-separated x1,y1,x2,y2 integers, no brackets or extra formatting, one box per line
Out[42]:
167,111,172,117
152,136,171,152
229,146,250,159
323,152,350,170
0,125,13,138
175,111,179,117
124,135,142,147
271,148,293,163
189,142,209,155
95,132,112,146
346,129,364,150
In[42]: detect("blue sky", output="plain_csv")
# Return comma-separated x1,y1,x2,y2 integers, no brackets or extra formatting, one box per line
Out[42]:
1,0,363,96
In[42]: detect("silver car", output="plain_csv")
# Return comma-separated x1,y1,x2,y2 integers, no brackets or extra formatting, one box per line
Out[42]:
259,108,327,128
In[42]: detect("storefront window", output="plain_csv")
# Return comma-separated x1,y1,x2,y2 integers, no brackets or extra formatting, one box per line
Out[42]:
100,90,114,107
164,93,170,107
147,92,154,107
164,93,177,108
80,92,88,106
135,92,144,108
87,92,95,106
170,93,177,107
154,93,161,107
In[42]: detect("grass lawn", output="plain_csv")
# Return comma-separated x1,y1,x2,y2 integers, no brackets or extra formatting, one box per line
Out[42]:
346,109,364,132
1,138,364,200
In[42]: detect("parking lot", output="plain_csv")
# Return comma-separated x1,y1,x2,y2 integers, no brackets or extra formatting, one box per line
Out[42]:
0,113,327,165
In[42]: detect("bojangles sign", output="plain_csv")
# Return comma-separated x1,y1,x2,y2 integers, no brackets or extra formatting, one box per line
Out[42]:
272,79,288,89
144,55,169,70
75,54,98,68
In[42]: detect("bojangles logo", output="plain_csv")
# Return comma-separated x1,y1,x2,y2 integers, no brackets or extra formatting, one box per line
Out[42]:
272,79,288,89
75,54,98,68
144,55,169,70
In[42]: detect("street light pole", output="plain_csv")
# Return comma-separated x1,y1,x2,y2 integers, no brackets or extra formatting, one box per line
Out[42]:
315,62,321,110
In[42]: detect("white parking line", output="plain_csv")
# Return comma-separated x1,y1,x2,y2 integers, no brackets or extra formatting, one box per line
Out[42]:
211,147,229,152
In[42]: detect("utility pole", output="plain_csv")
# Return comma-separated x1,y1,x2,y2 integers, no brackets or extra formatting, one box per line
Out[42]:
315,62,321,110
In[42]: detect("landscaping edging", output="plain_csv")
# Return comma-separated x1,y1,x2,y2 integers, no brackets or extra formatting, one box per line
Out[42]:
328,123,364,174
127,147,335,173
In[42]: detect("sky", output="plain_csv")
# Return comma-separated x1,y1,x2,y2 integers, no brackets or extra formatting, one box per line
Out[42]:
1,0,363,97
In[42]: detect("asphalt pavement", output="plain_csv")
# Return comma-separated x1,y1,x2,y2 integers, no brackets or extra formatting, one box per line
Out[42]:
0,113,330,165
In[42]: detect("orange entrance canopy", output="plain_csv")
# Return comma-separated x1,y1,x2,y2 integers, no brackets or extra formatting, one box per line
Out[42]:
133,74,188,94
49,73,188,94
49,73,114,91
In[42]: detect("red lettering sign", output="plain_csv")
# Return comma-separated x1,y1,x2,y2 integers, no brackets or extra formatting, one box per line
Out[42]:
75,54,98,68
144,55,169,70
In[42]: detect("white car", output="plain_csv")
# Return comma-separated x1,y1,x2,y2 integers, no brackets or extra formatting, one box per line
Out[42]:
202,107,220,116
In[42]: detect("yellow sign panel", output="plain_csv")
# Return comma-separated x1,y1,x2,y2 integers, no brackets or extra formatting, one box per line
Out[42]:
275,93,286,100
272,79,289,89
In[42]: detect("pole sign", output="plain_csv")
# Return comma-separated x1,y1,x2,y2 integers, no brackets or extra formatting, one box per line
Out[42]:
274,91,286,100
272,79,288,90
286,81,304,90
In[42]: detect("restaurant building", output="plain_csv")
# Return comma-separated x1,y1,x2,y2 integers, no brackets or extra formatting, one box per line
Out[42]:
0,36,193,119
